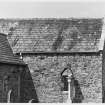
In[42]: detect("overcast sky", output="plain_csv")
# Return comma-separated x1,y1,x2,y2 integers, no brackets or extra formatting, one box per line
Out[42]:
0,0,105,18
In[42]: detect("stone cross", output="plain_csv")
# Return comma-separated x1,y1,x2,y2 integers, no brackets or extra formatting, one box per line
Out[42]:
7,89,12,103
66,68,72,103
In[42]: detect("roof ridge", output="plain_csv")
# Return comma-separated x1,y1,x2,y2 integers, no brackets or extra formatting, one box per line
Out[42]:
0,17,103,21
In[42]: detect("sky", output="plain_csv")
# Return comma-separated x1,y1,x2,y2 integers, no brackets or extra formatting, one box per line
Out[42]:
0,0,105,18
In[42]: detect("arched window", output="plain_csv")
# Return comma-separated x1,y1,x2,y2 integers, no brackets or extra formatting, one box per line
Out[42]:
61,66,71,91
61,75,68,91
61,64,75,103
61,65,84,103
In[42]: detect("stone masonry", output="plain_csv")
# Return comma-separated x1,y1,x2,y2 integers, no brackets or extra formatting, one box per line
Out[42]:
22,54,102,103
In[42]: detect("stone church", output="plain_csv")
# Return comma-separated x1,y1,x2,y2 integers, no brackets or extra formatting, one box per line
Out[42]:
0,18,104,103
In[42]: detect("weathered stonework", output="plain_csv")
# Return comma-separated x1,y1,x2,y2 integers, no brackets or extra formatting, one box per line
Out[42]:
23,54,102,103
0,18,102,103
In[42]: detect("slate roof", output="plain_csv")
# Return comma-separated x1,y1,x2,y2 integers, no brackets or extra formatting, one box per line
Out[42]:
0,33,25,65
7,18,103,53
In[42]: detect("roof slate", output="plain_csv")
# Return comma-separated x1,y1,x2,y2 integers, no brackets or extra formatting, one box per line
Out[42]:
6,18,103,53
0,33,25,65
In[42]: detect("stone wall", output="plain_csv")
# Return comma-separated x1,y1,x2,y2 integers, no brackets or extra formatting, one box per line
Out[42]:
22,54,102,103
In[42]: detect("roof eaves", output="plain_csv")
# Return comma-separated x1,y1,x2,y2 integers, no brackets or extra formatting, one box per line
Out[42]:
0,59,26,66
15,51,102,56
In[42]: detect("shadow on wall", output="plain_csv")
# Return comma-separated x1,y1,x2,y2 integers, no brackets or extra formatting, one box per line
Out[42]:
71,76,84,103
20,65,39,103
